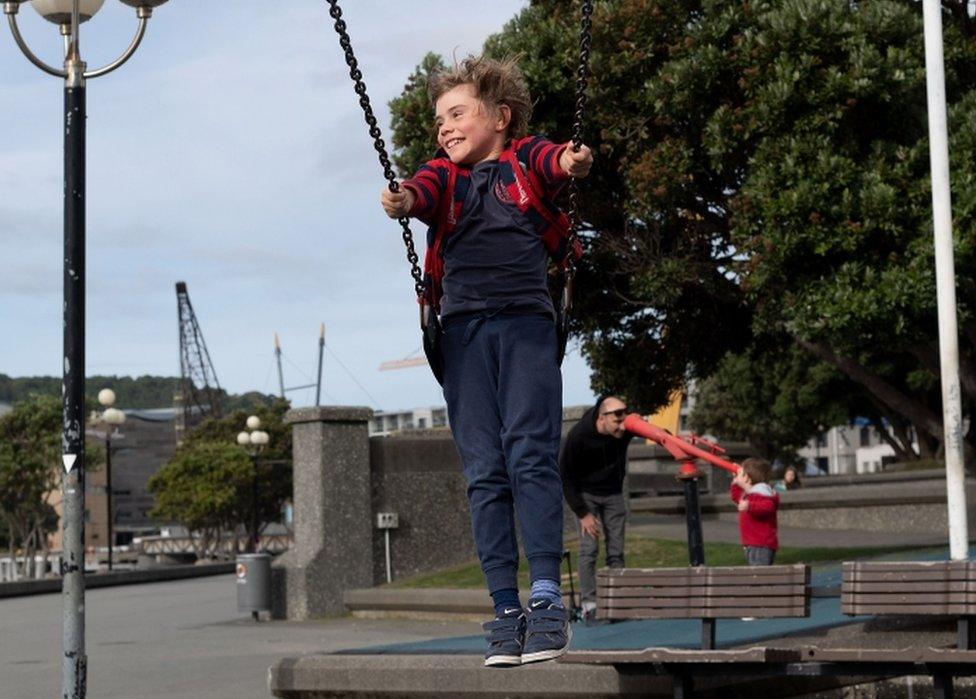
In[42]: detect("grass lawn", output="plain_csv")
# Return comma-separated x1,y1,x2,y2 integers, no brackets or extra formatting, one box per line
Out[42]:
388,535,931,590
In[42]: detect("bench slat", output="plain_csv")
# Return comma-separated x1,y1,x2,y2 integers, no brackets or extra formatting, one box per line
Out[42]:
600,604,808,619
843,603,976,615
844,581,976,593
600,573,806,587
844,571,976,583
843,561,976,572
600,596,805,609
602,564,806,576
599,583,806,598
842,592,976,605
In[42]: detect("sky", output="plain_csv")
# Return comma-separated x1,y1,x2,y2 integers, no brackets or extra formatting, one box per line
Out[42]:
0,1,600,412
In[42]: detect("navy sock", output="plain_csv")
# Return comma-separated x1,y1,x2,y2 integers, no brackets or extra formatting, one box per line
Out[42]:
530,578,561,605
491,588,521,617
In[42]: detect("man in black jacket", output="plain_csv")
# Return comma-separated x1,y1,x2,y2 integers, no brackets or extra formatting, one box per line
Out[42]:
559,395,634,620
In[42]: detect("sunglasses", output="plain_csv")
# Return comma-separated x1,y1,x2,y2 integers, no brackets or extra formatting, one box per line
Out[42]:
600,408,627,419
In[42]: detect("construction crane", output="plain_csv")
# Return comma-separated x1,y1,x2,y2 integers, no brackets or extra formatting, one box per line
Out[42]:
174,281,223,443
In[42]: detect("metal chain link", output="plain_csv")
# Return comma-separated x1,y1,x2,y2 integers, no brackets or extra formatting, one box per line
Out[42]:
565,0,593,281
326,0,425,299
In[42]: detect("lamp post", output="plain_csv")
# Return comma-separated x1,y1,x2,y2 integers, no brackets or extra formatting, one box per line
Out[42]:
4,1,167,695
237,416,269,554
97,388,125,572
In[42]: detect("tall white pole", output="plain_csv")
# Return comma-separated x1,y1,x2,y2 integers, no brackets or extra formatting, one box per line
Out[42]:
923,0,969,560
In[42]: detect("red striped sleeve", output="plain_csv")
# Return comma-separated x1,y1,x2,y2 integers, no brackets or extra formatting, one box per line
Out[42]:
516,136,570,190
402,161,448,224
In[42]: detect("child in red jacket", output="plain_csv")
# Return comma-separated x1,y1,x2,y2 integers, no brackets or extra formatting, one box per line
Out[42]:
730,458,780,565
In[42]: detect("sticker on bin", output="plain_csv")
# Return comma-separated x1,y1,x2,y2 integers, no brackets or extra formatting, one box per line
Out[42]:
236,563,247,582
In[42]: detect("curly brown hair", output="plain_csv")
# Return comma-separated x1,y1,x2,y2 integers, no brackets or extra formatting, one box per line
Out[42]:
427,55,532,139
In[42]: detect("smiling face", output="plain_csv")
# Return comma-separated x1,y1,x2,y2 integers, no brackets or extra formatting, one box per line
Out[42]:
434,84,510,165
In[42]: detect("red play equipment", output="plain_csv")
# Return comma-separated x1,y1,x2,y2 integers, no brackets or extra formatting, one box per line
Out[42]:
623,413,739,476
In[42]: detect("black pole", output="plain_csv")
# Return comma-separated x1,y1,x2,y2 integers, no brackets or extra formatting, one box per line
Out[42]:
679,470,705,566
62,64,88,698
105,433,112,572
250,455,259,553
678,465,716,650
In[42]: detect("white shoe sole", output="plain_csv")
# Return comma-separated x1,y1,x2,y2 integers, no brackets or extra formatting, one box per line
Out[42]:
521,624,572,664
484,654,522,667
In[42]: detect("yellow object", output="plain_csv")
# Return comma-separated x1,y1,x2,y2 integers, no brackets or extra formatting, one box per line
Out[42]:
645,391,683,438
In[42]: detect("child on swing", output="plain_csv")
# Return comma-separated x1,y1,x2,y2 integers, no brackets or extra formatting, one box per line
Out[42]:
380,55,593,667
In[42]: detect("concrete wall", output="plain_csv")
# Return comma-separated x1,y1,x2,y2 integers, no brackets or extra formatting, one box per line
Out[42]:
368,433,470,584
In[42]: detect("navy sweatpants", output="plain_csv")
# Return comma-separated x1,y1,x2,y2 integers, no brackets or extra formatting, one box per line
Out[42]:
442,311,564,594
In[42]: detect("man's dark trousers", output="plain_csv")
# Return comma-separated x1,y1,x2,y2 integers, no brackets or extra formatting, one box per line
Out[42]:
442,311,564,594
579,491,627,605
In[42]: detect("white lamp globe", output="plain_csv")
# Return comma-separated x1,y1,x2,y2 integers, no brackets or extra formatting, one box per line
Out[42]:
31,0,106,24
97,388,116,407
251,430,270,446
236,432,250,446
103,407,126,426
245,415,261,430
119,0,169,8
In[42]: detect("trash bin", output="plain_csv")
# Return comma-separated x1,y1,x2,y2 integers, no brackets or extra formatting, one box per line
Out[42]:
235,553,271,620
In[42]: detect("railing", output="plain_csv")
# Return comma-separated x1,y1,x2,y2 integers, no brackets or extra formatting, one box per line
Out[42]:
0,553,62,582
137,532,292,556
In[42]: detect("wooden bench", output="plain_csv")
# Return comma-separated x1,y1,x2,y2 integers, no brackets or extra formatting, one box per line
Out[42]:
799,560,976,698
596,564,810,649
559,565,813,697
565,561,976,698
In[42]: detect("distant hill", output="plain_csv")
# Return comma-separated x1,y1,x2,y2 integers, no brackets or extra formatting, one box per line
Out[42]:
0,374,278,412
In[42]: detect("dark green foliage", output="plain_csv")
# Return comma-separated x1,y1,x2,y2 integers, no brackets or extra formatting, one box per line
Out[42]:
0,395,102,566
0,374,276,412
388,0,976,458
690,342,850,461
148,399,292,551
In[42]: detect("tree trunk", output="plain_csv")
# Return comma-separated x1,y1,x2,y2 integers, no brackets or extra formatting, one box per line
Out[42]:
798,338,947,443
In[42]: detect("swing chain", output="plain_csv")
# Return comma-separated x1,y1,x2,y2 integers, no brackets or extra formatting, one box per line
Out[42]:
565,0,593,282
326,0,425,299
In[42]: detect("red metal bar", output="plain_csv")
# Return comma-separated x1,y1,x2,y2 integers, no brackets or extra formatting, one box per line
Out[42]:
623,414,739,474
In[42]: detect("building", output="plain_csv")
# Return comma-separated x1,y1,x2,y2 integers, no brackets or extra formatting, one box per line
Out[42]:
48,408,179,557
796,419,911,475
369,407,449,436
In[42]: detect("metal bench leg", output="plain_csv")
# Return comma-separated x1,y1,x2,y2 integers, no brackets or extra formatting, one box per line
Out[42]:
958,616,975,650
701,618,716,650
673,673,693,699
934,672,954,699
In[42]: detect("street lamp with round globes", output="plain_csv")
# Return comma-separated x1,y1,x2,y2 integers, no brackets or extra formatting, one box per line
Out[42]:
237,417,271,553
4,3,169,695
96,389,125,573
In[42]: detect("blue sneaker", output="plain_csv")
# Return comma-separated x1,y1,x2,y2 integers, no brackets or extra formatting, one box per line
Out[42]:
522,597,571,664
482,607,525,667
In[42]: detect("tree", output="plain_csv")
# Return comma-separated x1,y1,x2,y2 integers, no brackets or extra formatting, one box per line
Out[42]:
147,442,253,558
148,399,292,556
388,0,976,459
690,342,851,462
0,395,101,576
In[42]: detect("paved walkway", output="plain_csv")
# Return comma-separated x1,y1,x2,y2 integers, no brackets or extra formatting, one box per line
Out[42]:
1,575,481,699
